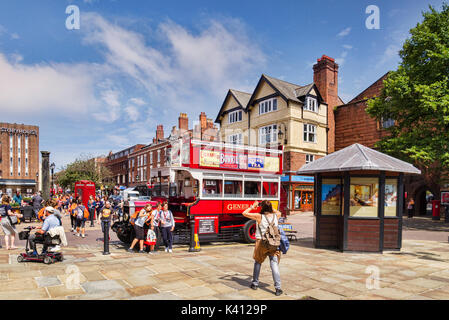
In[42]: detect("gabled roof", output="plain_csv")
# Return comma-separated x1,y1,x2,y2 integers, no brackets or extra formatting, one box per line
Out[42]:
297,143,421,175
246,74,324,111
347,72,390,105
215,89,251,124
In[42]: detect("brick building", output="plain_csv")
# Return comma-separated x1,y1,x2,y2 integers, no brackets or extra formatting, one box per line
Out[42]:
334,72,430,216
334,73,391,150
215,55,343,213
128,112,219,196
0,123,40,196
104,144,145,190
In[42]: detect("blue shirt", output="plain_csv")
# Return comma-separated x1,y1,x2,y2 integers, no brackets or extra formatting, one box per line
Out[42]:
42,214,61,233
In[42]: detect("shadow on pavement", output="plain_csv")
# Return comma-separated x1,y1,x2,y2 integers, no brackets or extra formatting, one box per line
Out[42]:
218,273,275,294
403,217,449,232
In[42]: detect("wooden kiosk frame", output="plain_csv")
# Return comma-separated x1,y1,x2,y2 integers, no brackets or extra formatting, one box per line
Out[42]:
298,144,421,253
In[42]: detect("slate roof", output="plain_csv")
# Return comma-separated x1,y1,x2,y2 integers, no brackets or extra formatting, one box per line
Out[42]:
297,143,421,175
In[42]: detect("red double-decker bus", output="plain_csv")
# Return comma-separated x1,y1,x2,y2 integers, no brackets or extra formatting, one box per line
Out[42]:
113,139,283,245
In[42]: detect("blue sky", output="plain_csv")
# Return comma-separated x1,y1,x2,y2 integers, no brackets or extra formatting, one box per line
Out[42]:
0,0,445,170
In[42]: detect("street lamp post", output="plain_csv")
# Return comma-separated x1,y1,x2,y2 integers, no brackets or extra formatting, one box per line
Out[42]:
50,163,55,196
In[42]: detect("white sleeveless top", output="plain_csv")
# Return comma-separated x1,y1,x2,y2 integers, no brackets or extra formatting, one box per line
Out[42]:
255,214,278,240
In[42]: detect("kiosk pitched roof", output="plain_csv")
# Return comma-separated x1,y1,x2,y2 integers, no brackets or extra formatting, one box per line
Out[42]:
297,143,421,175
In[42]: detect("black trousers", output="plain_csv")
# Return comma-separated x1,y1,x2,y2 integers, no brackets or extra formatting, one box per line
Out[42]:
29,233,46,253
161,227,173,249
88,208,95,225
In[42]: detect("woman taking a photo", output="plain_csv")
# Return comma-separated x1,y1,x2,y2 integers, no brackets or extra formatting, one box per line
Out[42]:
242,200,283,296
128,203,152,253
0,195,23,250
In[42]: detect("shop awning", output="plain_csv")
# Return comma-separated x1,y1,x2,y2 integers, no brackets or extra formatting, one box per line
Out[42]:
297,143,421,175
0,179,37,186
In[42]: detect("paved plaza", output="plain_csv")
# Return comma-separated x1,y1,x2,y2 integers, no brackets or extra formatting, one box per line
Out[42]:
0,213,448,300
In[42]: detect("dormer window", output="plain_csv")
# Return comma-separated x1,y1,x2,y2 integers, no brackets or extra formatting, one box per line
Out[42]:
304,97,318,113
259,98,278,115
228,110,243,124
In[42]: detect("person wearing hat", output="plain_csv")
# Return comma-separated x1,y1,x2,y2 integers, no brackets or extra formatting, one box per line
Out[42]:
28,204,62,256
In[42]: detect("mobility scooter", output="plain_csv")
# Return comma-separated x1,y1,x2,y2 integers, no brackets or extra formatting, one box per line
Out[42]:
17,227,63,264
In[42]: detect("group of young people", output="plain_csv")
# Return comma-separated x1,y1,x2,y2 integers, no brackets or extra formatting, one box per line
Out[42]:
128,201,175,254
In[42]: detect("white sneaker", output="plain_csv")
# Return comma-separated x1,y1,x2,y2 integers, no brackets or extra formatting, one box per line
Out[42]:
76,233,80,237
50,245,61,252
165,248,168,252
81,234,85,238
71,228,74,232
169,249,173,253
148,251,153,255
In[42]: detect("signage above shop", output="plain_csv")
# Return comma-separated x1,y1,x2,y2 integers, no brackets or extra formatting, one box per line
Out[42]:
1,127,37,135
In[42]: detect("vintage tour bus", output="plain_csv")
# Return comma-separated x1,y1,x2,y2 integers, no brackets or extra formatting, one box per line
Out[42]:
113,138,283,245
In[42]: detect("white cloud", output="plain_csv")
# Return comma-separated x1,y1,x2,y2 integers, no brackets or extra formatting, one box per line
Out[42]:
342,44,353,50
378,44,400,66
81,13,266,113
337,27,351,37
0,53,99,115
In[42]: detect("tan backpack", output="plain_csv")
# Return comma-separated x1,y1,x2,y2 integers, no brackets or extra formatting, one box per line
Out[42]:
258,214,281,249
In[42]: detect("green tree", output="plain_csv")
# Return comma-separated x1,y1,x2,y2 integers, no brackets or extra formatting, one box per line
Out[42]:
367,3,449,198
56,155,111,191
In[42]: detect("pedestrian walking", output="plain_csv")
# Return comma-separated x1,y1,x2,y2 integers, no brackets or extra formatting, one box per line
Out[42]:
69,198,78,231
97,201,113,241
160,202,175,253
72,199,89,238
407,198,415,218
31,191,44,220
0,195,23,250
128,204,152,253
242,200,283,296
88,195,96,227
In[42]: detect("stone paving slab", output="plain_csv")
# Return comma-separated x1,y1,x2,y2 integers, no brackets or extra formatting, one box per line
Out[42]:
1,213,449,300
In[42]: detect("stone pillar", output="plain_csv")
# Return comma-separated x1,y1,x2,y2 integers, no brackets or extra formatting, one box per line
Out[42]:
41,151,50,201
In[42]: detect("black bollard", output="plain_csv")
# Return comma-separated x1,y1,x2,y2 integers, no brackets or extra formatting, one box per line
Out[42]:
445,205,449,223
103,220,110,255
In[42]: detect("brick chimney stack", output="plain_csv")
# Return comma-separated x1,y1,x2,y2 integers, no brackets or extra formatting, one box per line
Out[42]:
156,124,164,141
313,55,339,154
178,113,189,132
199,112,207,131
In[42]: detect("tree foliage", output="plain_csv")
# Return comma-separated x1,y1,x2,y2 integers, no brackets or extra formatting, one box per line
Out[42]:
367,3,449,196
55,154,111,191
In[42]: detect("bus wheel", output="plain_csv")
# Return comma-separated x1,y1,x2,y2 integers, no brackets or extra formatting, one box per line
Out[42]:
243,220,256,243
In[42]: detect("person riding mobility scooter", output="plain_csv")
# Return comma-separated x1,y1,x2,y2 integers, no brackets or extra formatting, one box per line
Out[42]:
18,206,65,264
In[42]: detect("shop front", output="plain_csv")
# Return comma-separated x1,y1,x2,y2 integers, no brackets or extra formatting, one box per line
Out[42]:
281,174,315,213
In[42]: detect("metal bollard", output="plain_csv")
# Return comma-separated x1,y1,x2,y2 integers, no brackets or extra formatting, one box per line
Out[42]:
103,220,110,255
188,217,200,252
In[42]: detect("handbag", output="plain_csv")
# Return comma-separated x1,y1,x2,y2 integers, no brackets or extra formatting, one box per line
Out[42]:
278,227,290,254
9,215,19,225
146,229,157,245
